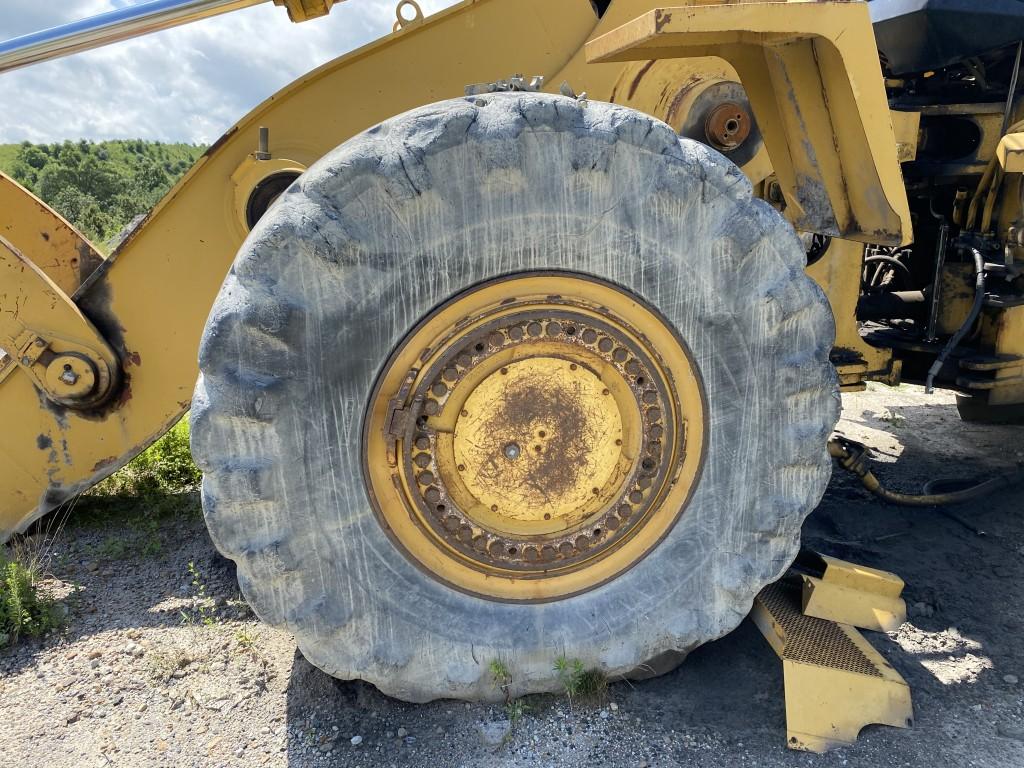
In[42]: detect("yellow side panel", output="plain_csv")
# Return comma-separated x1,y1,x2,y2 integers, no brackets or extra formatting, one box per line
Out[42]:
0,173,103,298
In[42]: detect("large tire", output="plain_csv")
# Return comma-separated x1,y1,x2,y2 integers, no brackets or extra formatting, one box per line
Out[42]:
191,92,839,702
956,394,1024,425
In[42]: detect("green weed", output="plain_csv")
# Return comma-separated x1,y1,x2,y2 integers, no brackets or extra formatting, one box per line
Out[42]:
504,698,531,727
554,656,608,708
76,417,201,537
179,561,218,627
488,658,530,739
0,555,62,647
91,418,200,500
92,536,128,561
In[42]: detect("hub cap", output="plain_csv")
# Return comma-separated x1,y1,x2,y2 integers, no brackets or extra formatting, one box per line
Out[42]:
363,274,706,601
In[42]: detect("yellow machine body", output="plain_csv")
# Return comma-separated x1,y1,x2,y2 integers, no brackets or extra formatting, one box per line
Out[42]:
0,0,914,540
2,0,1022,543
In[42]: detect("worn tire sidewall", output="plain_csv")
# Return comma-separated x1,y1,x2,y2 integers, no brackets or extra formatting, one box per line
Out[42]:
193,94,837,701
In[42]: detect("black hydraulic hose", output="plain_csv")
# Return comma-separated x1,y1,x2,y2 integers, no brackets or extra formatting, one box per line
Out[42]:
861,471,1022,507
925,247,986,394
828,438,1024,507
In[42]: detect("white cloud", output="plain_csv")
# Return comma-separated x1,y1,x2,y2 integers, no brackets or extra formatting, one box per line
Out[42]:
0,0,459,143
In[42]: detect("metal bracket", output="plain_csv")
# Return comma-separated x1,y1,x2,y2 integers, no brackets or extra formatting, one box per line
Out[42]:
0,236,118,408
384,368,420,467
585,1,913,246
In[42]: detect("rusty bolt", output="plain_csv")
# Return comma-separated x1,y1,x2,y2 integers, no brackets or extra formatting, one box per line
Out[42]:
503,442,521,460
59,368,80,386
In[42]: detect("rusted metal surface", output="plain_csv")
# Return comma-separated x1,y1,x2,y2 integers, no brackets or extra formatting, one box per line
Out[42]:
0,237,119,409
398,307,679,576
705,100,752,150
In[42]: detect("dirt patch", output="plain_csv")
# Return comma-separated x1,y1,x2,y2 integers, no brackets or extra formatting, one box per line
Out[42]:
1,383,1022,767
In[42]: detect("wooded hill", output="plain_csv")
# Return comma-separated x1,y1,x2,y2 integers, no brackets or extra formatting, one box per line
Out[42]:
0,140,206,251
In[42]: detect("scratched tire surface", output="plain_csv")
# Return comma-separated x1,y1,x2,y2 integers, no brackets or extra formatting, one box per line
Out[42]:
190,93,840,702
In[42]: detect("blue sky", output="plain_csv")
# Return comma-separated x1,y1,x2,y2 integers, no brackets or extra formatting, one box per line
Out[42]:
0,0,458,144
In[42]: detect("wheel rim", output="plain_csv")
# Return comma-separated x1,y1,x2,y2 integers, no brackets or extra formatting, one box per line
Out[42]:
363,273,706,602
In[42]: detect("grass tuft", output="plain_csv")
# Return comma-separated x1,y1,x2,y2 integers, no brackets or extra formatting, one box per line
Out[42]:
554,656,608,708
75,417,202,533
91,418,200,499
0,554,62,647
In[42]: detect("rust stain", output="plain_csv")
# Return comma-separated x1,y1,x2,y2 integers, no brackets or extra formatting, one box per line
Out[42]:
36,434,52,450
202,124,239,161
655,9,673,33
127,351,142,367
628,60,657,100
472,377,592,502
665,75,705,126
91,456,118,473
116,380,133,407
77,240,103,284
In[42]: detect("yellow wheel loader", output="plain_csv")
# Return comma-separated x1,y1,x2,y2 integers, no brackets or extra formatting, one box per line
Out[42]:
0,0,1021,701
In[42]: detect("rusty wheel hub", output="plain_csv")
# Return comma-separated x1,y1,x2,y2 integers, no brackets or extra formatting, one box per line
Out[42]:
364,274,706,601
704,101,752,152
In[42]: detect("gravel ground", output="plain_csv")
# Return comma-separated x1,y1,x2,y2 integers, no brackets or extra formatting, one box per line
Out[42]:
1,383,1022,768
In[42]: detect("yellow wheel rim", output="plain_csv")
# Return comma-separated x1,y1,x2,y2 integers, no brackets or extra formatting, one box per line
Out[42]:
363,273,706,602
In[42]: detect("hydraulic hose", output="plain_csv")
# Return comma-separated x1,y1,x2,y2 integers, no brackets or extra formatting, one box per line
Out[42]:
828,437,1024,507
925,247,986,394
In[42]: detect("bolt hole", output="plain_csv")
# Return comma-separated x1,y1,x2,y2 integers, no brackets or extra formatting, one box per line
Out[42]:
474,343,484,352
566,327,576,335
436,504,446,512
63,364,73,372
642,458,656,470
543,513,551,520
593,528,602,537
507,547,517,556
636,376,645,385
592,487,600,495
457,464,466,471
538,430,546,438
534,445,542,453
